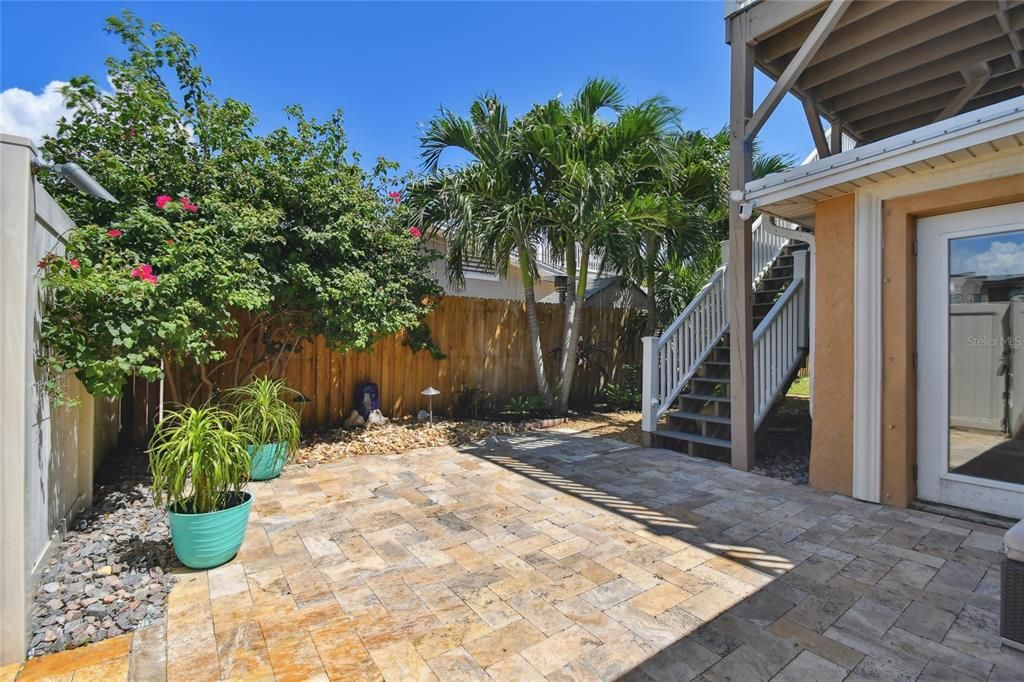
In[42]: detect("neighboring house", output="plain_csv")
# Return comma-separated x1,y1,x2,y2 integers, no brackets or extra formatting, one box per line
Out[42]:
0,135,121,664
426,235,649,309
643,0,1024,519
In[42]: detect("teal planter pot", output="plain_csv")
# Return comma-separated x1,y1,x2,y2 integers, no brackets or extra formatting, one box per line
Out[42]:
247,441,288,480
168,493,253,570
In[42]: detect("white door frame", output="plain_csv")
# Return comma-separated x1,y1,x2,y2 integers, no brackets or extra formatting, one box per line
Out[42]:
851,150,1024,504
917,202,1024,519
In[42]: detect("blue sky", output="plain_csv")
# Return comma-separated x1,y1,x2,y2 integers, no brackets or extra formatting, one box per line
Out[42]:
1,1,812,174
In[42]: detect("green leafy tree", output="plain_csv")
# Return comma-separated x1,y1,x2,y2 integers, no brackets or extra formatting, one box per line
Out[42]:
38,11,440,404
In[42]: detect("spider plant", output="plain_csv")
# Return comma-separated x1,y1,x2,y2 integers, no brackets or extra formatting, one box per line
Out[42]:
225,377,301,455
149,404,251,514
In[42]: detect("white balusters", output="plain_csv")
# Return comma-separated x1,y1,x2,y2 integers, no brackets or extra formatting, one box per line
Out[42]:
752,250,808,427
642,215,807,438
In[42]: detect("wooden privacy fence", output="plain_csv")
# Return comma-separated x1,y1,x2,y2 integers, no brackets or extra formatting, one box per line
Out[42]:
126,296,640,437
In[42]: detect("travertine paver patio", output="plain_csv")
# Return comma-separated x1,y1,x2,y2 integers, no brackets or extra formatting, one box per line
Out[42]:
3,431,1021,681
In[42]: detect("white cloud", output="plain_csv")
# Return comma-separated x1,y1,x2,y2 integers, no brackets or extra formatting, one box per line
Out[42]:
953,239,1024,277
0,80,72,145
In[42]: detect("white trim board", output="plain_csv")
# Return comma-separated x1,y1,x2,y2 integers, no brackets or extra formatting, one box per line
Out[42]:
747,97,1024,210
851,148,1024,504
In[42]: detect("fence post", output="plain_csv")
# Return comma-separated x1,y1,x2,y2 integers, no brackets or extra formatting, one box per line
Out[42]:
641,336,659,446
793,249,809,348
720,240,729,266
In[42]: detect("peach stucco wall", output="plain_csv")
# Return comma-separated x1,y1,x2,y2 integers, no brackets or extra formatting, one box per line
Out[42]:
808,193,856,497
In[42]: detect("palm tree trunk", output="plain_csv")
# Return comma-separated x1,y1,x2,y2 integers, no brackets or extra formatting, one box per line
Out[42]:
518,245,550,402
644,229,658,336
557,241,589,414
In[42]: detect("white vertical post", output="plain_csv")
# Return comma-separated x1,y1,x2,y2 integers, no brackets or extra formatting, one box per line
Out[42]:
808,242,815,415
720,240,729,266
641,336,659,444
793,250,809,348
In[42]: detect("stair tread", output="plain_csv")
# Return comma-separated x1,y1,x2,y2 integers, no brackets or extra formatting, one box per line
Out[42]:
679,393,730,402
656,429,731,448
667,410,731,424
691,375,730,383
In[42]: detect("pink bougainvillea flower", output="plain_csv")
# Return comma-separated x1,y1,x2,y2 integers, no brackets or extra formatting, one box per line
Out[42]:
180,197,198,213
37,258,49,269
130,263,158,285
155,195,173,209
107,229,122,238
69,259,80,271
388,191,402,204
408,226,422,239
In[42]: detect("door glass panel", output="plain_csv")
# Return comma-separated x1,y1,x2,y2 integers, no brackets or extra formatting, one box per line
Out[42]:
948,230,1024,485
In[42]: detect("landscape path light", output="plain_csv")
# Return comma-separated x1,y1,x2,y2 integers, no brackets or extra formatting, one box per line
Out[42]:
421,386,440,425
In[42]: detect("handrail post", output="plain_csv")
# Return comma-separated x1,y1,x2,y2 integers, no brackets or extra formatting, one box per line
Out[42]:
793,250,809,348
641,336,659,446
720,240,729,266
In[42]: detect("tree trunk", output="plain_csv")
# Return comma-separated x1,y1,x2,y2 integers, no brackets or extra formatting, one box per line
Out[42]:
644,229,658,336
557,241,589,414
518,245,551,402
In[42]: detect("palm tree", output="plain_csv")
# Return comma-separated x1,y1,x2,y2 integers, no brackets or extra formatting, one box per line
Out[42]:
409,97,552,401
604,127,794,334
601,130,725,335
525,78,679,413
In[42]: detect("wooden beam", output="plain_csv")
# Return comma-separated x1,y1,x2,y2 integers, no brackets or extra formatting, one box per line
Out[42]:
798,1,1001,89
746,0,852,140
728,16,755,472
850,68,1020,135
936,63,992,122
830,121,843,154
758,1,895,62
803,98,830,159
832,58,1019,118
997,0,1024,68
741,0,825,45
804,1,976,67
813,28,1023,102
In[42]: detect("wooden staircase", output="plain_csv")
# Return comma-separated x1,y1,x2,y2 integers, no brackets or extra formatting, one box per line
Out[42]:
652,241,810,459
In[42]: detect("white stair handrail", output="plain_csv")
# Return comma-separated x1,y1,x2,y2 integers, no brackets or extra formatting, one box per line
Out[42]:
752,253,809,427
642,215,795,432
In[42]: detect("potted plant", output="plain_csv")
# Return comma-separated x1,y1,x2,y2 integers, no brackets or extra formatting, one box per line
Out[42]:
149,404,253,569
226,377,301,481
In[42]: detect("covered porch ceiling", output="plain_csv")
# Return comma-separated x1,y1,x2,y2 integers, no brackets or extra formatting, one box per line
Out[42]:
728,0,1024,146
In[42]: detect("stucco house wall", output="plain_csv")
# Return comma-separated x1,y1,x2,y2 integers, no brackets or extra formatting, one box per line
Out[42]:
805,159,1024,508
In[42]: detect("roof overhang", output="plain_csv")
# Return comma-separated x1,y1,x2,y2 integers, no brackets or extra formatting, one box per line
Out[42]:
726,0,1024,145
744,96,1024,225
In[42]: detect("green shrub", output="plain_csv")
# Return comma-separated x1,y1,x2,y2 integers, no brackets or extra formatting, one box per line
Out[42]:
504,395,548,418
602,363,642,410
453,384,495,420
225,377,301,456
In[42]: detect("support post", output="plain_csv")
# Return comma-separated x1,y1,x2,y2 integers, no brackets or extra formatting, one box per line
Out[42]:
793,250,810,348
641,336,659,447
830,121,843,155
728,16,755,472
802,99,830,160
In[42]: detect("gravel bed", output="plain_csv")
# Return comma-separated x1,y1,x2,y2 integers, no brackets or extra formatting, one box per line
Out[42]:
753,396,811,485
28,453,178,657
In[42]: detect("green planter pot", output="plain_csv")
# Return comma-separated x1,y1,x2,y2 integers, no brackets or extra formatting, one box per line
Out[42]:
168,492,252,570
247,441,288,480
